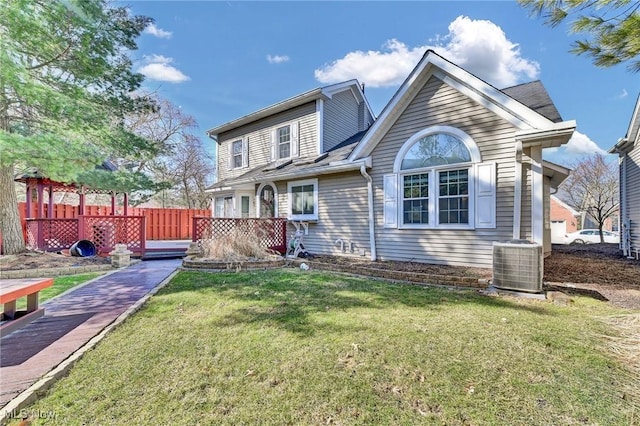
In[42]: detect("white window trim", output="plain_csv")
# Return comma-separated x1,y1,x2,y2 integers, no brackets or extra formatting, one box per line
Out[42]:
271,120,299,161
228,137,248,170
255,182,278,218
398,164,475,230
392,125,481,173
287,178,318,221
392,126,483,230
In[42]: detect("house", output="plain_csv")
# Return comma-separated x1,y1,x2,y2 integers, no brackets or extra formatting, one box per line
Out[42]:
609,93,640,258
550,195,580,243
206,50,575,268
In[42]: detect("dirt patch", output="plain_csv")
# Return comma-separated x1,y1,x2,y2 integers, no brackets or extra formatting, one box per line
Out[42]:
2,244,639,309
307,243,640,310
0,250,112,272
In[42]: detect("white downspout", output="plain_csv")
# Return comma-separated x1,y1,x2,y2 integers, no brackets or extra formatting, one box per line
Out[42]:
513,141,523,240
360,164,377,260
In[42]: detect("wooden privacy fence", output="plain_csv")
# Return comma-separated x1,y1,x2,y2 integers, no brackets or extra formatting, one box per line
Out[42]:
18,203,209,240
192,217,288,254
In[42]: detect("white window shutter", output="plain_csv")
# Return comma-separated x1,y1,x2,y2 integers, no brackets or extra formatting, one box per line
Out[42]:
291,122,299,157
383,174,398,228
270,129,277,161
242,138,248,167
475,162,496,228
227,143,233,170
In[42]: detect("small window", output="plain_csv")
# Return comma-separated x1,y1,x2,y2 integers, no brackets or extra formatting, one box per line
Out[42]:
277,125,291,159
287,179,318,221
232,140,243,169
241,196,250,218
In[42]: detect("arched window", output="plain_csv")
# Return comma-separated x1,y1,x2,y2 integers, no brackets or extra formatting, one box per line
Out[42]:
256,182,278,218
385,126,494,229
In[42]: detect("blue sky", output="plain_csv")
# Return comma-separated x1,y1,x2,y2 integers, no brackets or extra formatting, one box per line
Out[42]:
125,1,639,167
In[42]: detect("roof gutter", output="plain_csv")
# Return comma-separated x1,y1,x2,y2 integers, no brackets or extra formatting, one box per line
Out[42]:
608,137,633,155
360,164,377,261
515,120,576,148
208,157,372,190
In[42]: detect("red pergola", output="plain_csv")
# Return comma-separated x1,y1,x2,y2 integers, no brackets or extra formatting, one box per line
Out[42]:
15,167,144,255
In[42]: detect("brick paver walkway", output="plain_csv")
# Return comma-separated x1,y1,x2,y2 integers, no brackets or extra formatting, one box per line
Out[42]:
0,259,181,408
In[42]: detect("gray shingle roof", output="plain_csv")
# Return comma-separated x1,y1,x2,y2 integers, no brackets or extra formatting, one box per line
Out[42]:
209,131,366,189
501,81,562,123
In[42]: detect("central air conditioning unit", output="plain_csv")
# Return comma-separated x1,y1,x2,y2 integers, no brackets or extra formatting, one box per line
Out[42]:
492,240,543,293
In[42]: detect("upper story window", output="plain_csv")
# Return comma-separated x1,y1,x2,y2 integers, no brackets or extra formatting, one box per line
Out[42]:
277,125,291,159
228,138,248,170
384,126,495,230
232,140,243,168
271,121,299,161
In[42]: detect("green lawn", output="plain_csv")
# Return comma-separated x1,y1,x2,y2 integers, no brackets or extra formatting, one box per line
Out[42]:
16,269,637,425
15,272,105,310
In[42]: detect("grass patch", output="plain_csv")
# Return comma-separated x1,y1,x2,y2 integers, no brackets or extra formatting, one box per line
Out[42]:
15,272,104,310
16,269,637,425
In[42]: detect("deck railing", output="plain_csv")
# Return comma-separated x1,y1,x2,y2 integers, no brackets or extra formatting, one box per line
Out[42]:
192,217,288,254
25,215,146,256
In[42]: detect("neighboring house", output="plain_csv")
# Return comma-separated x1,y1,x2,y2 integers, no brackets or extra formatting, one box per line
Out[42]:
550,195,580,243
206,50,575,268
609,93,640,258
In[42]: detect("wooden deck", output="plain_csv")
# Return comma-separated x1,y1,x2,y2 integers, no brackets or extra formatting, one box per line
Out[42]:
0,259,181,409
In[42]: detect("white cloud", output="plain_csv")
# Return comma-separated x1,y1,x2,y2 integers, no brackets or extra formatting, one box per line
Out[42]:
564,131,607,156
138,55,189,83
315,16,539,88
267,54,290,64
544,131,610,165
616,89,628,99
145,23,172,39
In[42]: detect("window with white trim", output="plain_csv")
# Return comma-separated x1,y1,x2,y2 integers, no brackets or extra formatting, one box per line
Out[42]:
277,125,291,159
257,183,277,218
228,138,248,170
271,121,299,161
400,133,472,227
287,178,318,221
232,140,243,169
383,126,495,230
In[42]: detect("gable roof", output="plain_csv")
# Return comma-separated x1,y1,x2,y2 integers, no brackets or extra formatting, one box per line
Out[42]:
609,93,640,155
206,80,373,138
207,131,368,191
349,50,576,160
550,194,579,216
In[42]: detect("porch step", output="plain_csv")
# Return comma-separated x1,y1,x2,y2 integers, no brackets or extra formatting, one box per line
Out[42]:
140,249,187,260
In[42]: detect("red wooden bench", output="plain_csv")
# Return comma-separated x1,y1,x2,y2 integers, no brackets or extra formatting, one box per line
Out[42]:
0,278,53,338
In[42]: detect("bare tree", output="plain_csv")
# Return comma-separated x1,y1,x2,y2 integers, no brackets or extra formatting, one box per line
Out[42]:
559,154,618,242
148,134,216,209
122,94,196,173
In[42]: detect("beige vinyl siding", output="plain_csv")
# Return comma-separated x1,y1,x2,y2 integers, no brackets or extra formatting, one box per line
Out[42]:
274,172,371,257
625,145,640,250
217,102,318,182
370,76,520,267
323,90,362,152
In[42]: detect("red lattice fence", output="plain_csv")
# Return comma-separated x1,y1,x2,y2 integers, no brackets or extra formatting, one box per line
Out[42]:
24,216,145,255
25,219,79,252
192,217,287,254
78,216,145,255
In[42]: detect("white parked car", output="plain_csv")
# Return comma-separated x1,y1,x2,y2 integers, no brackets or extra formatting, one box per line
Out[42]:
564,229,619,244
